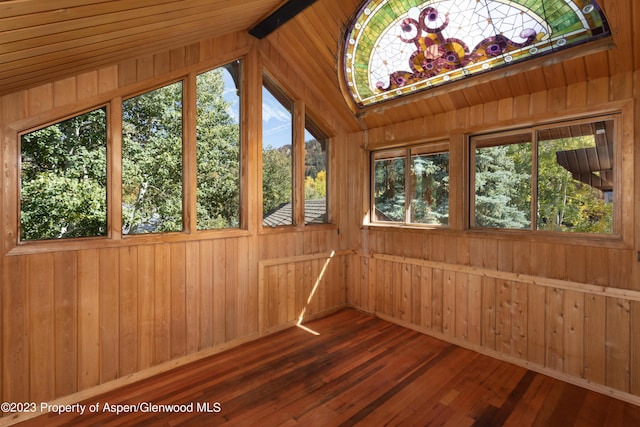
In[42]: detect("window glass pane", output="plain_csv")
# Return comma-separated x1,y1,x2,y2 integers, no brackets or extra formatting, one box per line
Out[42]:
20,108,107,241
196,61,241,230
537,120,614,233
122,82,183,234
304,120,328,224
262,81,293,227
373,153,405,222
474,135,531,229
410,151,449,225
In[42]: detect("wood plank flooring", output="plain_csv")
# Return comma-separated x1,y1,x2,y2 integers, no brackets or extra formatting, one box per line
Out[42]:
10,309,640,426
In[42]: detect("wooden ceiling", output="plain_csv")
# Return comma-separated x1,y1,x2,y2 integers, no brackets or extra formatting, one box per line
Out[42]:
0,0,633,131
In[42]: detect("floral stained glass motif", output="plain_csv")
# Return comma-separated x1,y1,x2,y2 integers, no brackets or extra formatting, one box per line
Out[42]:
344,0,610,108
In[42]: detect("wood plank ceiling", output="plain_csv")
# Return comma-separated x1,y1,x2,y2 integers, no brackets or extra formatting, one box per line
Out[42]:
0,0,631,130
0,0,284,95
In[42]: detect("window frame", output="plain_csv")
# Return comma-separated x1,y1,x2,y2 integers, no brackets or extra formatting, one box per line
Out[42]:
370,141,450,227
259,72,334,232
469,113,622,237
17,103,112,245
6,57,252,255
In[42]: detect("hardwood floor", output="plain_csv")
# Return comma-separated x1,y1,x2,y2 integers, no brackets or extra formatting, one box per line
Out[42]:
11,309,640,426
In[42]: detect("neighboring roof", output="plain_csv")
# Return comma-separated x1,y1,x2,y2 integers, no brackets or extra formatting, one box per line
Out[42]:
262,199,327,227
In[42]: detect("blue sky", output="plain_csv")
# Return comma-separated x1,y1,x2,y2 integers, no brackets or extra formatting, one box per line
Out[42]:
222,69,293,149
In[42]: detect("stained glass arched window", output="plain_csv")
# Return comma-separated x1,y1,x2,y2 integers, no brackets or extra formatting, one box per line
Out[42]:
343,0,610,108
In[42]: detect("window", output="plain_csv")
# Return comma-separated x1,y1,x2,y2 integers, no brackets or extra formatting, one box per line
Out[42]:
262,78,294,227
261,76,332,228
343,0,610,107
20,108,108,241
471,116,617,234
196,61,242,230
122,81,184,235
372,145,449,225
304,118,328,224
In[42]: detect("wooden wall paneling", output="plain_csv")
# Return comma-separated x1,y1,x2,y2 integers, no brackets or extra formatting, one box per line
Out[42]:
524,68,550,95
632,301,640,395
303,259,315,317
118,59,138,88
528,90,548,117
545,287,565,372
481,276,496,351
295,262,306,322
27,83,54,116
2,256,28,402
53,77,78,108
583,295,606,385
400,263,411,323
410,263,422,326
225,238,238,341
77,70,99,100
565,81,588,109
605,298,631,392
77,249,100,391
431,268,444,334
546,86,568,114
366,256,376,313
587,77,610,105
286,262,296,324
236,236,252,338
495,279,512,355
185,241,200,354
53,251,78,397
454,273,469,341
118,246,138,377
170,242,187,359
563,290,585,378
511,282,527,360
99,248,120,384
527,284,546,366
467,274,482,347
213,238,227,345
137,244,155,370
154,244,171,365
28,252,55,402
420,266,433,331
198,240,213,349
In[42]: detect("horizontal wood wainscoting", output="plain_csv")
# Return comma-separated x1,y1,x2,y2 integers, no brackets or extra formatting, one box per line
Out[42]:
350,244,640,406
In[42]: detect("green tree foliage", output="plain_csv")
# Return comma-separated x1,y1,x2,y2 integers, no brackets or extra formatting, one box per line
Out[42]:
20,108,107,240
537,135,613,233
410,153,449,225
474,143,531,229
196,67,241,229
122,82,184,234
262,145,293,215
374,157,405,222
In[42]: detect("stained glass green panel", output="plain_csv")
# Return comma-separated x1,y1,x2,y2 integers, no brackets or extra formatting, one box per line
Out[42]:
344,0,610,108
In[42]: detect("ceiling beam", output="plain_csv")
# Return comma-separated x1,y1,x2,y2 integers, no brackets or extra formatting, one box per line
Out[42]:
249,0,317,39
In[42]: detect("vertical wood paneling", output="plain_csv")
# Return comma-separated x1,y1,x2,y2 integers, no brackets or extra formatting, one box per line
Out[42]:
170,243,187,359
545,288,564,371
99,248,119,383
154,244,171,364
119,246,138,376
563,290,584,378
28,253,55,402
584,295,606,385
137,245,155,370
213,239,226,345
77,250,100,391
2,257,28,402
606,298,631,392
53,251,77,397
